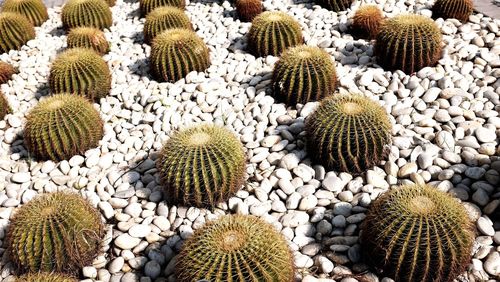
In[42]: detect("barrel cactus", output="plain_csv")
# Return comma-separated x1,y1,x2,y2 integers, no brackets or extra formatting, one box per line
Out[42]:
176,215,294,281
361,184,475,282
156,124,246,208
61,0,112,30
305,94,392,173
235,0,262,22
351,5,383,39
6,192,105,274
375,14,442,74
16,273,77,282
140,0,185,16
143,6,192,44
316,0,353,12
24,94,103,161
67,27,110,55
0,61,17,84
432,0,473,22
49,48,111,101
0,91,11,120
247,11,303,57
0,12,35,53
106,0,115,6
272,45,337,105
1,0,48,26
150,28,210,82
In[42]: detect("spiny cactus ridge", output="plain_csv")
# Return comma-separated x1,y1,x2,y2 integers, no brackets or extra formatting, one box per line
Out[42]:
316,0,353,12
0,12,36,53
61,0,112,30
67,27,110,55
176,215,295,281
16,273,78,282
0,91,11,120
1,0,48,26
0,61,17,84
432,0,473,22
351,5,383,39
361,184,475,282
140,0,185,16
235,0,262,22
143,6,192,44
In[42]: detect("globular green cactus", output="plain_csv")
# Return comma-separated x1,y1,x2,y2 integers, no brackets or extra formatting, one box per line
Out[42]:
375,14,442,74
361,184,475,282
61,0,112,30
316,0,353,12
0,61,17,84
176,215,295,281
6,192,105,274
150,28,210,82
140,0,185,16
16,273,77,282
24,94,103,161
49,48,111,101
156,124,246,208
305,94,392,173
272,45,337,105
143,6,192,44
67,27,110,55
0,91,11,120
1,0,48,26
0,12,35,53
351,5,383,39
235,0,262,22
247,11,303,57
432,0,473,22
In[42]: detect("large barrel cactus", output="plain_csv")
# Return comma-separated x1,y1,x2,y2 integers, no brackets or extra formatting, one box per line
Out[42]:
1,0,48,26
272,45,337,105
16,273,78,282
432,0,473,22
143,6,192,44
0,61,17,84
67,27,110,55
24,94,104,161
140,0,185,16
305,94,392,173
0,91,11,120
156,124,246,208
0,12,35,53
361,184,475,282
375,14,442,74
247,11,303,57
49,48,111,101
6,192,105,274
351,5,383,39
150,28,210,82
316,0,353,12
235,0,262,22
176,215,295,281
61,0,112,30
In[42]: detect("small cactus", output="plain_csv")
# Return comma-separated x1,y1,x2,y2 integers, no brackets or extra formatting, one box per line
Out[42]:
432,0,473,22
305,94,392,173
140,0,185,16
67,27,110,55
375,14,442,74
0,91,11,120
0,12,35,53
6,192,105,274
49,48,111,101
0,61,17,84
272,45,337,105
156,124,246,208
247,11,303,57
316,0,353,12
176,215,295,281
61,0,112,30
361,184,475,282
1,0,48,26
24,94,103,161
143,6,192,44
16,273,77,282
106,0,115,6
351,5,383,39
235,0,262,22
150,28,210,82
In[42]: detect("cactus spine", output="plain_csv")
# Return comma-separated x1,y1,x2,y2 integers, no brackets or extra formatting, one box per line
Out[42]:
143,6,192,44
316,0,353,12
1,0,48,26
139,0,185,16
351,5,383,39
0,91,11,120
235,0,262,22
0,61,17,84
67,27,110,55
0,12,36,53
16,273,78,282
61,0,112,30
432,0,473,22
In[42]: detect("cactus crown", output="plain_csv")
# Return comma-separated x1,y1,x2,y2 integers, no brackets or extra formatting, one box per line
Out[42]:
140,0,186,16
316,0,353,12
247,11,303,57
67,27,110,55
1,0,48,26
143,6,192,44
272,45,337,105
361,184,475,282
61,0,112,30
176,215,295,282
6,192,105,274
16,273,78,282
351,5,383,39
0,91,11,120
432,0,473,22
235,0,262,22
0,61,17,84
0,12,36,53
156,124,246,208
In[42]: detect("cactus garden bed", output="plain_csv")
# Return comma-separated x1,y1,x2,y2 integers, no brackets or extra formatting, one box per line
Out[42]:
0,0,499,281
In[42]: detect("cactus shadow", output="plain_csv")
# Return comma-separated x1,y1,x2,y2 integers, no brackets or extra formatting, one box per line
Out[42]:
48,26,66,37
128,57,151,78
8,136,30,161
130,31,145,44
228,35,247,53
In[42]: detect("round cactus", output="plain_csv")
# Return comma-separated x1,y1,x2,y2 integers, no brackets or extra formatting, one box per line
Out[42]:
150,28,210,82
16,273,77,282
49,48,111,101
0,91,11,120
375,14,442,74
316,0,353,12
24,94,103,161
1,0,48,26
140,0,185,16
351,5,383,39
432,0,473,22
6,192,105,274
305,94,392,173
361,184,475,282
0,61,17,84
106,0,115,6
143,6,192,44
67,27,110,55
61,0,112,30
247,11,303,57
176,215,294,281
235,0,262,22
156,124,246,208
0,12,35,53
272,45,337,106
